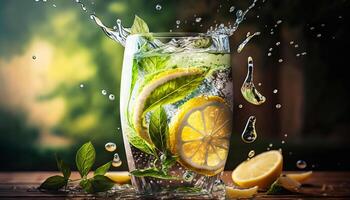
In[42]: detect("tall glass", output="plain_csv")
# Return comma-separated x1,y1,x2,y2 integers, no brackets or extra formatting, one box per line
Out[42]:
120,33,233,198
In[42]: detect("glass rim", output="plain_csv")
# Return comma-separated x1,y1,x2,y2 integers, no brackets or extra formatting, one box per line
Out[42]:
128,32,223,38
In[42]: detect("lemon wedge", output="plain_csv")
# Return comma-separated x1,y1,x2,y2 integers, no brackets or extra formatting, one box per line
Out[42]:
232,150,283,189
105,172,131,184
133,67,205,143
169,96,232,176
286,171,312,183
226,186,258,199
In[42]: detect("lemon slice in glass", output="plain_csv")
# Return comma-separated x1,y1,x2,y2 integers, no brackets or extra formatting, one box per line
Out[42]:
232,150,283,189
169,96,232,176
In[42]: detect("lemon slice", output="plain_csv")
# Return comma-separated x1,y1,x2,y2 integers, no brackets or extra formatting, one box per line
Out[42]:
232,150,283,189
286,171,312,183
226,186,258,199
105,172,131,184
133,67,205,143
169,96,232,176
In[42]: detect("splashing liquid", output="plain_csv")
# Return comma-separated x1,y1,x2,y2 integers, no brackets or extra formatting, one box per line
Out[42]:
237,32,261,53
90,15,130,46
241,116,257,143
241,57,266,105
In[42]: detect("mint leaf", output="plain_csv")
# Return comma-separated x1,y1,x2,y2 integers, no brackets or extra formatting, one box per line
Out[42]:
161,154,177,173
142,69,206,115
266,181,292,195
128,128,155,155
130,168,180,180
39,175,67,191
90,175,115,193
80,178,93,193
55,154,71,179
76,141,96,177
130,15,149,34
137,55,170,73
148,106,168,152
94,161,112,176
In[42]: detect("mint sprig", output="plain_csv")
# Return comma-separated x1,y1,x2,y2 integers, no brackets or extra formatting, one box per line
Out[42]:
39,141,115,194
148,106,169,152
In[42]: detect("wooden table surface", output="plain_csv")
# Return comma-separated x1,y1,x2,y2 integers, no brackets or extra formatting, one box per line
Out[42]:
0,171,349,199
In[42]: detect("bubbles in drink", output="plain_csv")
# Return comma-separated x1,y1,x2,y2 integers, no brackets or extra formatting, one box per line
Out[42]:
276,42,280,46
229,6,235,12
273,89,278,94
112,153,122,167
276,104,282,109
268,52,272,56
241,116,257,143
183,171,195,182
237,32,260,53
248,150,255,158
79,84,84,88
176,20,181,25
101,89,107,95
296,160,307,169
241,57,266,105
195,17,202,23
155,4,162,11
105,142,117,152
238,104,243,108
109,94,115,101
32,55,36,60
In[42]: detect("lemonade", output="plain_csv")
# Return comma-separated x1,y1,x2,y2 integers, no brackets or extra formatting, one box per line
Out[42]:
120,33,233,196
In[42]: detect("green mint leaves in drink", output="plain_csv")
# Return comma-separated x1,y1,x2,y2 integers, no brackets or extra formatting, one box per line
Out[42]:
148,106,169,152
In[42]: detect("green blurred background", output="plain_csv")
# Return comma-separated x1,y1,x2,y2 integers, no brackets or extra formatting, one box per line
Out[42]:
0,0,349,171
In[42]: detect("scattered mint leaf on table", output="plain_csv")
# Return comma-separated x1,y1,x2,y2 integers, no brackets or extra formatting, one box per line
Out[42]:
76,141,96,178
55,154,71,179
94,161,112,176
39,175,67,191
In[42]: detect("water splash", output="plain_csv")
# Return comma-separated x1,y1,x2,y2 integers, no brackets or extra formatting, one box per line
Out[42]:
241,116,257,143
90,15,130,46
237,32,260,53
241,57,266,105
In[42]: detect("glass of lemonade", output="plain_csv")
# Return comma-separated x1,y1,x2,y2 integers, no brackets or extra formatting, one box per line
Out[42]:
120,32,233,198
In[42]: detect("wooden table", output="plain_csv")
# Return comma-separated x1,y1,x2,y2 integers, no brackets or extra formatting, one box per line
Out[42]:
0,171,349,199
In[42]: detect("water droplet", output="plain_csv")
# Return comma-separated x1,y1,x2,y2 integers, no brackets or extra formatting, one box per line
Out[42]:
238,104,243,108
269,48,273,51
248,150,255,158
275,42,280,46
258,82,262,86
79,84,84,88
301,52,307,56
269,143,273,147
53,4,56,7
338,15,342,19
256,15,260,18
296,160,307,169
289,41,294,45
229,6,235,12
112,153,122,167
320,23,325,27
310,27,315,30
155,4,162,10
316,33,322,38
236,10,243,18
195,17,202,23
276,104,282,109
109,94,115,101
105,142,117,152
281,140,285,144
176,20,181,25
183,171,195,182
273,89,278,94
296,53,300,57
101,89,107,95
267,52,272,56
241,116,257,143
213,179,225,192
237,32,261,53
294,44,299,48
32,55,36,60
160,154,166,162
270,31,274,35
276,20,282,24
278,59,283,63
241,57,266,105
284,134,288,137
267,147,270,150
